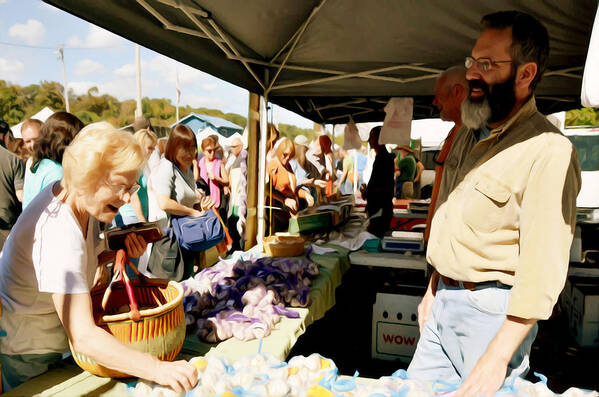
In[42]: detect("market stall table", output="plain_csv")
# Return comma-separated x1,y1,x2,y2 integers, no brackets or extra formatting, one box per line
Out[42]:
349,250,427,272
5,246,351,396
180,245,351,361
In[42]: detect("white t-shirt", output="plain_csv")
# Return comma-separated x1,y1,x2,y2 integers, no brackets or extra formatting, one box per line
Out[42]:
0,183,104,355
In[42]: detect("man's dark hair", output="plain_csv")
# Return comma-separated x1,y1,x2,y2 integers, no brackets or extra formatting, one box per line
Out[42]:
0,119,10,135
481,10,549,90
31,112,84,171
370,125,382,140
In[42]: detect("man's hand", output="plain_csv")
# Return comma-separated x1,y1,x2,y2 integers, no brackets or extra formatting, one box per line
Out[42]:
455,315,537,397
454,350,508,397
417,270,439,333
417,290,435,333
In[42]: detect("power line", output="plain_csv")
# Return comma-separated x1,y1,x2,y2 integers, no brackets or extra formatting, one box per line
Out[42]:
0,41,123,50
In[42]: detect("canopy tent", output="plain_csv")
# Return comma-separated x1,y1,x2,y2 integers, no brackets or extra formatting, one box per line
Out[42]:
46,0,597,123
10,107,54,138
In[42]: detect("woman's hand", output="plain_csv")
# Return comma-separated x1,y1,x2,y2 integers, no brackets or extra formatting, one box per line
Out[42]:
151,360,198,393
200,196,214,211
285,197,298,212
124,233,147,258
305,194,315,207
92,264,111,289
314,179,327,189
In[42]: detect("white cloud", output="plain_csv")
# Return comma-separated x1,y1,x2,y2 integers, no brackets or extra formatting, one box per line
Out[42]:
85,25,124,48
8,19,46,45
67,81,98,96
0,0,9,4
185,94,225,109
202,83,218,91
0,58,25,82
66,24,124,49
114,63,136,77
148,55,208,85
74,59,104,76
99,79,137,100
66,35,83,47
114,61,149,77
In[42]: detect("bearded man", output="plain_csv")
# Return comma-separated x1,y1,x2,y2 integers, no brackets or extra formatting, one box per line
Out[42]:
408,11,581,397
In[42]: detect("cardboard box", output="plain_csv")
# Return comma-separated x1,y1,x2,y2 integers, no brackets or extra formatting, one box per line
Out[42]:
372,289,424,362
570,284,599,347
569,225,582,263
560,276,599,318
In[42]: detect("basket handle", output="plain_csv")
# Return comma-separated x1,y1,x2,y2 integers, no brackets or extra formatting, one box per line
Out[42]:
101,250,141,321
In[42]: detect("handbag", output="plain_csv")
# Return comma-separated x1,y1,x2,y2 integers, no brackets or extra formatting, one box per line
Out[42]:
171,209,225,252
147,230,185,281
147,162,188,281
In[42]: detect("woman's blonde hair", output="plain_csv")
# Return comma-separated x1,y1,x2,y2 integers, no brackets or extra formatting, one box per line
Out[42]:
275,137,295,160
134,128,158,156
62,122,145,195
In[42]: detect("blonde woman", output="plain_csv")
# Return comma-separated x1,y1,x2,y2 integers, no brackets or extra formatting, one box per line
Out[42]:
114,129,158,225
0,122,197,392
266,137,314,214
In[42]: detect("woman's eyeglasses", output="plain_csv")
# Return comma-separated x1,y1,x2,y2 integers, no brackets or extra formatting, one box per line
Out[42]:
105,181,140,197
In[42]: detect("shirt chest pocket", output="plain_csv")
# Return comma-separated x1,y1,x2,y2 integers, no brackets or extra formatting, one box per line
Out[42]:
462,176,511,233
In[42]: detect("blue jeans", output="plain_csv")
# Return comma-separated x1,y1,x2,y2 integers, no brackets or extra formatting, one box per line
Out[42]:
407,279,538,384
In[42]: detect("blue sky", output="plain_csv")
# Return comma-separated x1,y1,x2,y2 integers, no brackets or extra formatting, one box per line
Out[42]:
0,0,314,128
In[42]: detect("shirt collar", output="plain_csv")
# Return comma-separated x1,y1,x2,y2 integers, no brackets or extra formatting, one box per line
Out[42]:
489,96,537,136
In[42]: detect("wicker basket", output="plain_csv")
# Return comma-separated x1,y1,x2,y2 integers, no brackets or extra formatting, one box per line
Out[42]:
264,235,305,257
70,255,185,378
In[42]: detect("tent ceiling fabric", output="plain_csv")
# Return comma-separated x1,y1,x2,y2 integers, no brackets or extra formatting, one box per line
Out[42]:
46,0,597,123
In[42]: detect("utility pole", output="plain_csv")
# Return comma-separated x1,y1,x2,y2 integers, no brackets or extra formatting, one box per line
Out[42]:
57,46,69,112
135,45,142,118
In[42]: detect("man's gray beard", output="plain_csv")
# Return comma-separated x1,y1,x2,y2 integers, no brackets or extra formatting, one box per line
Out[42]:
461,97,492,130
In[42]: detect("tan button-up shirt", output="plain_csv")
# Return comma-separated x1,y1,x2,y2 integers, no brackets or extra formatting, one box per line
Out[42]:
434,125,477,213
427,97,581,320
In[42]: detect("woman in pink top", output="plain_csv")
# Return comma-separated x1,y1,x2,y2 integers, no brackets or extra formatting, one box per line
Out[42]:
197,136,229,210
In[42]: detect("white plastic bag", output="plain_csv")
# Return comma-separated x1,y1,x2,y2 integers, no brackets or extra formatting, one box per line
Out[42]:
581,8,599,107
379,97,413,146
342,118,362,150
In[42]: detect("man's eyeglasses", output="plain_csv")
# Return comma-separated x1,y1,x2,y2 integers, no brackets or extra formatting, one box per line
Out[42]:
465,56,512,72
105,181,140,197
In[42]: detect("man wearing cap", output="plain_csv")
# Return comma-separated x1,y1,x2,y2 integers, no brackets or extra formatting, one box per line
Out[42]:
395,145,417,199
0,120,25,250
133,116,153,133
408,11,581,396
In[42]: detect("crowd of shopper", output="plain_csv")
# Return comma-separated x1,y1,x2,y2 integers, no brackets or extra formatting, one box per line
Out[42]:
0,113,258,392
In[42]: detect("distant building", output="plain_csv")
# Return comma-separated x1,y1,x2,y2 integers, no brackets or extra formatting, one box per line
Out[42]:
172,113,243,137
